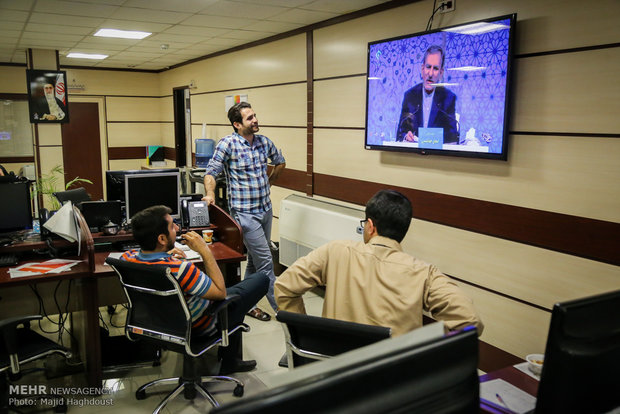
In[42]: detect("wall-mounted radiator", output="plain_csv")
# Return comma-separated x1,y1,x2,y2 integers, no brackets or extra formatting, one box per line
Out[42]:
279,194,365,267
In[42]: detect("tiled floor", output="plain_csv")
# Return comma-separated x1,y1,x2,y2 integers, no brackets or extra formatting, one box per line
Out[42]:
8,290,325,414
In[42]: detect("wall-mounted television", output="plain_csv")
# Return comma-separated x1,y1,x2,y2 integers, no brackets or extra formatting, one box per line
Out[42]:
365,14,516,160
26,69,69,123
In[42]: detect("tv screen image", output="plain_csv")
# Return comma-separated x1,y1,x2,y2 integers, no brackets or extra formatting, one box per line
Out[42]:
365,14,515,159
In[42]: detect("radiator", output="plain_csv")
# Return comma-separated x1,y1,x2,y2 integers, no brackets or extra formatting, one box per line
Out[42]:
279,194,365,267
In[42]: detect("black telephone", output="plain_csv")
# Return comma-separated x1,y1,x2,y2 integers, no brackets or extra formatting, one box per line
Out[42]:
181,200,210,229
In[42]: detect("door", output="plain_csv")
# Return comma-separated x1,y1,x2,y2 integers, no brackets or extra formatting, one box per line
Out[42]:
61,102,103,200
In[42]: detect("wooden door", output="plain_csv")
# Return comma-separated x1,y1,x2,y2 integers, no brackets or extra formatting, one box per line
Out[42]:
61,102,103,200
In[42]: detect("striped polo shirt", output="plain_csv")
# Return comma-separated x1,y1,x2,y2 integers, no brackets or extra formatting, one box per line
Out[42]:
121,250,215,332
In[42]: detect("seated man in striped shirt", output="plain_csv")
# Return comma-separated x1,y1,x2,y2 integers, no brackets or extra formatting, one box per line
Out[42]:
121,205,268,375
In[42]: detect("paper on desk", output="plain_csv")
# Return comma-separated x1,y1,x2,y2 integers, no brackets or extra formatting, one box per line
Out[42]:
104,252,124,265
9,259,81,278
43,201,79,243
480,379,536,414
174,242,200,260
514,361,541,381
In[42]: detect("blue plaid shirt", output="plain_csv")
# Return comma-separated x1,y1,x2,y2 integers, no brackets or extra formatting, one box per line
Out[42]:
205,132,285,213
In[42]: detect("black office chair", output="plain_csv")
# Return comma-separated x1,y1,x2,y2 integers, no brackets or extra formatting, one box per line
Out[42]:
53,187,91,206
276,310,391,368
105,257,249,413
0,315,72,413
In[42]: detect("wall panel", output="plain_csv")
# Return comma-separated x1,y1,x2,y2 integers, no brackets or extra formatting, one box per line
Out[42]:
461,284,551,359
512,49,620,134
159,35,307,94
106,97,161,122
314,77,366,127
314,129,620,222
107,123,162,147
65,68,159,97
402,219,620,309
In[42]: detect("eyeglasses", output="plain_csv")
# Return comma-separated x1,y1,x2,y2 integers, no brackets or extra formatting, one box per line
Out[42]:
360,219,368,228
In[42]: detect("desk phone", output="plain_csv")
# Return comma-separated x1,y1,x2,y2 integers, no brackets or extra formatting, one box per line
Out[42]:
182,200,210,228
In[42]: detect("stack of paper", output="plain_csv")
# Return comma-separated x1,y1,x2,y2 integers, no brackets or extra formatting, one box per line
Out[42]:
43,201,79,243
9,259,82,279
480,379,536,414
174,242,201,260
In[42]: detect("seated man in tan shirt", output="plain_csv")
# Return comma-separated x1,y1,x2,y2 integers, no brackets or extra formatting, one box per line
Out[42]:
274,189,483,337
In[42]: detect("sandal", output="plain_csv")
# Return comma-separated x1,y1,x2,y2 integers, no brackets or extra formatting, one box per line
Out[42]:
246,307,271,321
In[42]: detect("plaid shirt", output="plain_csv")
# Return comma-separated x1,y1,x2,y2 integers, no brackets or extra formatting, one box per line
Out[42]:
205,132,285,213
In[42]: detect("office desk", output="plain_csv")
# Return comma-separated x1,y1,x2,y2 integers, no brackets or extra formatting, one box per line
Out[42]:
479,365,539,413
0,204,245,389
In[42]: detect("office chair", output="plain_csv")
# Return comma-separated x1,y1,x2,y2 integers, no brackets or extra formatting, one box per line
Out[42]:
105,257,249,413
52,187,91,206
0,315,72,413
276,310,391,368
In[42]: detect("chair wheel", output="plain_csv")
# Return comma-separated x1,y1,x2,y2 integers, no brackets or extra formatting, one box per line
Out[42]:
136,389,146,400
233,385,244,397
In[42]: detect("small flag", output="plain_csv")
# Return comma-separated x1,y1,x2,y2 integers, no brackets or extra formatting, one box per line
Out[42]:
55,74,66,105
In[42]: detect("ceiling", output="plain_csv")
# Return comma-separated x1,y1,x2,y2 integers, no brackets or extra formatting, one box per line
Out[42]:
0,0,395,71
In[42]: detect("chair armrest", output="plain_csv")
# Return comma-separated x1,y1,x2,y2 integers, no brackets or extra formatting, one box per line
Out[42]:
204,295,241,348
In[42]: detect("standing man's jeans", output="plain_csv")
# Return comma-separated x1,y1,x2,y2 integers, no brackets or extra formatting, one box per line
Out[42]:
230,208,277,311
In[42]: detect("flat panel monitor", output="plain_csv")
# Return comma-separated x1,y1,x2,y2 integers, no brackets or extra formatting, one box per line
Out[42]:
124,172,180,223
212,325,479,414
365,14,516,160
105,168,179,203
0,181,32,233
535,289,620,414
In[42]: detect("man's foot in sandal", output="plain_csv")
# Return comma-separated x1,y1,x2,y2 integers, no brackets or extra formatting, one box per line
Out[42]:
246,307,271,321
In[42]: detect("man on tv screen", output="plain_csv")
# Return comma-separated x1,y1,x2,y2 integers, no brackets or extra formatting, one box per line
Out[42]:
396,45,459,144
32,82,66,121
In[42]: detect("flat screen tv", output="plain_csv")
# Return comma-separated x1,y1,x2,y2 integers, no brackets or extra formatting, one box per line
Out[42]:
365,14,516,160
26,69,69,123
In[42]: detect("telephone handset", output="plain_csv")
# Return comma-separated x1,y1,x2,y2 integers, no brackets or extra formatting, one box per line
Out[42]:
181,200,210,229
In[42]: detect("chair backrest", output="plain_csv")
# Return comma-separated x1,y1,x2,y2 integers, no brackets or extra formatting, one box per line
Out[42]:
276,310,391,367
212,325,478,414
105,257,192,353
53,187,91,206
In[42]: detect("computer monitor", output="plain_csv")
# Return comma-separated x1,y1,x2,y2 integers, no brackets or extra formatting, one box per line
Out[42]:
105,168,179,203
0,181,32,233
79,200,123,231
124,172,180,223
535,289,620,414
212,324,479,414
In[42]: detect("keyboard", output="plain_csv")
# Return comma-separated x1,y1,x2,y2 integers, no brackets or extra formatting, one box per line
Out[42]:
119,242,140,251
0,254,18,267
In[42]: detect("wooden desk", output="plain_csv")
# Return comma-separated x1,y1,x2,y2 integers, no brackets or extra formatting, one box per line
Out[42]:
0,204,245,389
479,365,539,413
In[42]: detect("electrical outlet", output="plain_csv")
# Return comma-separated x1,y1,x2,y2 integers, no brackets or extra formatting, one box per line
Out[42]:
439,0,455,13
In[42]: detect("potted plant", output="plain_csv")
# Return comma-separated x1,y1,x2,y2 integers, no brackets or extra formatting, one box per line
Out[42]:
34,165,93,210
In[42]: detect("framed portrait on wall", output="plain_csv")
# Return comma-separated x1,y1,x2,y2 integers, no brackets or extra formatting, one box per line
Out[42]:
26,69,70,123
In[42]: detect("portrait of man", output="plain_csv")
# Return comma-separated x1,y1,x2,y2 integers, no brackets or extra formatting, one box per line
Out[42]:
27,70,69,123
395,45,458,144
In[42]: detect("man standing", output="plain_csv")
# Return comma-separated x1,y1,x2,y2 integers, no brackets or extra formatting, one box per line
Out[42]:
203,102,286,321
275,190,483,337
396,45,458,144
122,205,268,374
33,83,66,121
